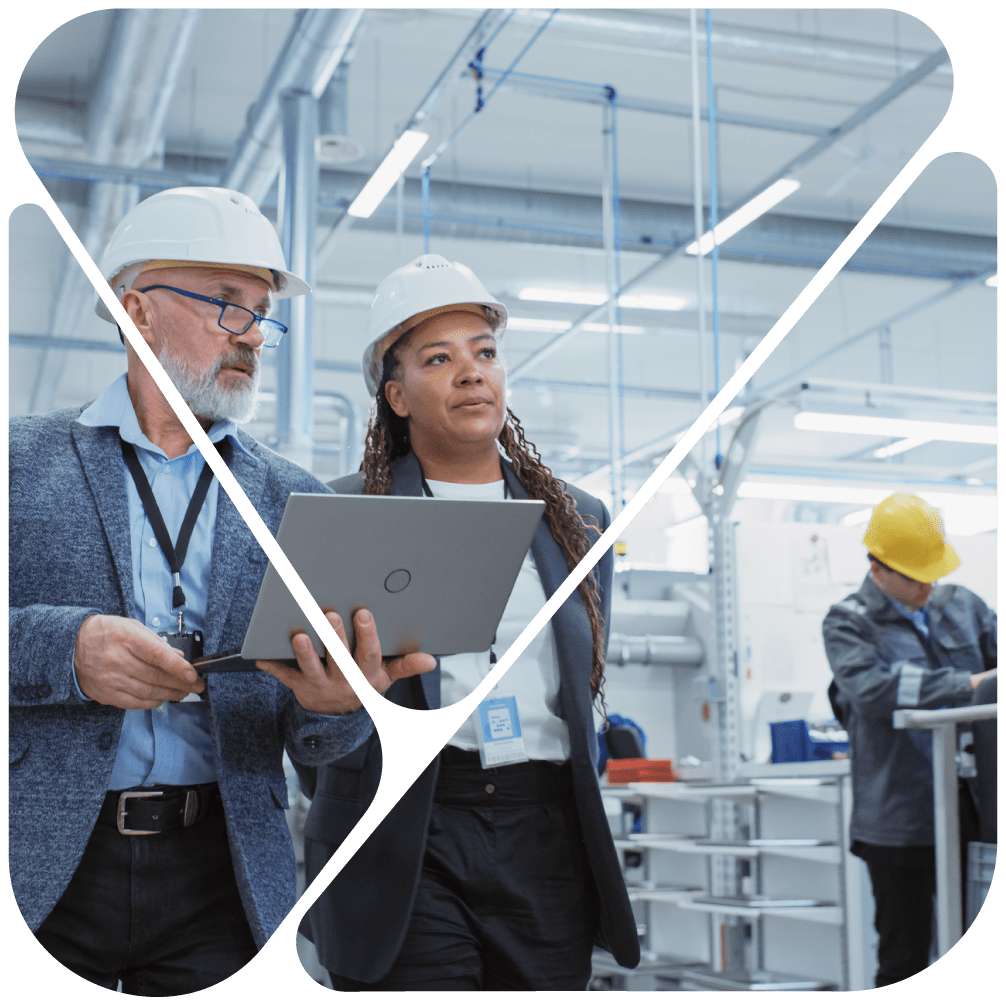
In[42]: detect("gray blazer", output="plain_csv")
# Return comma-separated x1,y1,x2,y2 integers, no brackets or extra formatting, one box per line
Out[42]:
9,405,372,945
298,451,640,982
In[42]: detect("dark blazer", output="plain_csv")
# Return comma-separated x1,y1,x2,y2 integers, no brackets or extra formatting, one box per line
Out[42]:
298,451,640,982
8,405,373,945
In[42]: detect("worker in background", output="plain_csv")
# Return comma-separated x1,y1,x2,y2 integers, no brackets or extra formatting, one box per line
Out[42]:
822,493,996,988
296,254,640,990
9,186,433,994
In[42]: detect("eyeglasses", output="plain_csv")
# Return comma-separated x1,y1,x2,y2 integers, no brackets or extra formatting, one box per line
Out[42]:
138,285,288,347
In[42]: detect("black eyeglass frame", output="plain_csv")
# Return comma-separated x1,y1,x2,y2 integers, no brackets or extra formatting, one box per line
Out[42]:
137,284,288,347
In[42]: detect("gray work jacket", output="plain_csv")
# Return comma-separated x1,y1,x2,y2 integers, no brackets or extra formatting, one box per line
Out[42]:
822,574,996,847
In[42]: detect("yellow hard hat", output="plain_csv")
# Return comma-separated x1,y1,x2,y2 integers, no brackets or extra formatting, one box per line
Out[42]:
863,493,960,583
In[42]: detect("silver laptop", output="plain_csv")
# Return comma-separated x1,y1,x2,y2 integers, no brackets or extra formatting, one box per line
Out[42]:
195,493,545,671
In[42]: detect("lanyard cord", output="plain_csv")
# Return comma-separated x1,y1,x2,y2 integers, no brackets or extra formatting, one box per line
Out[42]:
120,439,216,612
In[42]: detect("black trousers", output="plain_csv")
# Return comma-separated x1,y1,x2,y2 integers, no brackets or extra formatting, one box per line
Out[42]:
34,789,258,995
853,781,980,988
332,750,600,991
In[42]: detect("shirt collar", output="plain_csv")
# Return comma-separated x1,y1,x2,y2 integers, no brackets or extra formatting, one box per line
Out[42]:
77,373,253,460
887,594,929,631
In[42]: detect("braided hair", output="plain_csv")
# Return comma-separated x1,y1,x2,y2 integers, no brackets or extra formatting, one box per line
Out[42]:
361,333,608,705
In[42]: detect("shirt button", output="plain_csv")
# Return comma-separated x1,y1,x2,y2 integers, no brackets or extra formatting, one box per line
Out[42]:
157,704,167,714
152,617,161,626
485,783,495,794
149,537,157,547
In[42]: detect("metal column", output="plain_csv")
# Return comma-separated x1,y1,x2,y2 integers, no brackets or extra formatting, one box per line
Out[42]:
276,88,318,470
932,722,962,953
893,703,998,959
601,96,623,514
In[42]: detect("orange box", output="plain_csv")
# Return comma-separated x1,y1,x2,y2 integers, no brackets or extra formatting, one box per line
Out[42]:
606,758,676,785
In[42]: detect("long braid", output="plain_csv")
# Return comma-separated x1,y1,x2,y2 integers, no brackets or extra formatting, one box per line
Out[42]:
359,337,608,710
498,409,607,709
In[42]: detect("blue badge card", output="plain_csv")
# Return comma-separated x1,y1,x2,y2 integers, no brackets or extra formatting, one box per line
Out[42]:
476,696,529,768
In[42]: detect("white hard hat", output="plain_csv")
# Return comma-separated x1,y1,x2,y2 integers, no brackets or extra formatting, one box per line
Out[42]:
95,186,310,322
362,253,507,396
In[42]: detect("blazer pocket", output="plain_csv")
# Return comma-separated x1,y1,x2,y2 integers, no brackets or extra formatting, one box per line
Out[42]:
9,735,29,767
303,791,365,846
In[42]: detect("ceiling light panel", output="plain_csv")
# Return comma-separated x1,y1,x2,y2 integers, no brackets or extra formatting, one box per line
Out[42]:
794,411,997,445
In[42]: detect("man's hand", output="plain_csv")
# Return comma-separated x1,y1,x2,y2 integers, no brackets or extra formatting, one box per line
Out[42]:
74,614,204,708
256,609,436,716
971,668,997,690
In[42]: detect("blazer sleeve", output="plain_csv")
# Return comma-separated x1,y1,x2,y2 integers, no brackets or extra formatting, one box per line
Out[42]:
282,699,375,767
9,603,100,706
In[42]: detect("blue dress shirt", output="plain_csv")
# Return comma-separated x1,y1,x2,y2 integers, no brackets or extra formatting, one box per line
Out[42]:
76,374,253,788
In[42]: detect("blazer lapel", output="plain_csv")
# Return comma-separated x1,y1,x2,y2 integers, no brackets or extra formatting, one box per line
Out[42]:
500,462,594,736
70,423,134,618
203,439,269,654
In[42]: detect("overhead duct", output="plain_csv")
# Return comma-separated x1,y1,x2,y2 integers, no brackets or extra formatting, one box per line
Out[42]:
27,152,996,282
437,8,954,83
316,64,364,166
30,9,201,414
220,8,365,204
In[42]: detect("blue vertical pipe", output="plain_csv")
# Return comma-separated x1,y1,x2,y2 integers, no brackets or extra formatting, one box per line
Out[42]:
608,87,626,507
705,9,722,467
422,165,431,253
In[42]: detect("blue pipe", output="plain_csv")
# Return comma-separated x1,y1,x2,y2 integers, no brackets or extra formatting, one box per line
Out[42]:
607,86,626,507
422,10,557,250
706,9,722,468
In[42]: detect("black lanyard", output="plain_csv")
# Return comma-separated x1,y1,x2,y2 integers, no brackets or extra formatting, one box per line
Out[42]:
120,439,216,615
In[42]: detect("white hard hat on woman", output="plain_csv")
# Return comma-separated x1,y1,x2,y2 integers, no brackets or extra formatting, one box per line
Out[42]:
95,186,310,322
361,253,507,396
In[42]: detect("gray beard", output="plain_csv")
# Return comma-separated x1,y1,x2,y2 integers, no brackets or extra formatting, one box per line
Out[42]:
158,348,261,424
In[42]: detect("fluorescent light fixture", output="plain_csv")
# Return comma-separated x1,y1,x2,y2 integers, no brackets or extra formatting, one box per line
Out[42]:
582,323,647,335
518,286,606,306
347,130,428,218
618,292,689,311
517,287,688,311
841,507,874,526
738,481,996,536
872,437,931,459
505,318,572,332
686,178,801,256
986,275,998,287
794,411,997,445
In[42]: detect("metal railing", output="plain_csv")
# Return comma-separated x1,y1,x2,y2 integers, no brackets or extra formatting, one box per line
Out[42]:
891,702,997,958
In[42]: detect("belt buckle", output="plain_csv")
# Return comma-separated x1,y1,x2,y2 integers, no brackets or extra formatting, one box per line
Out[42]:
116,790,164,836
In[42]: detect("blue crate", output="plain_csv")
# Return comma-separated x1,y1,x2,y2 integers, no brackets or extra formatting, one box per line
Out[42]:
770,720,812,763
770,720,849,763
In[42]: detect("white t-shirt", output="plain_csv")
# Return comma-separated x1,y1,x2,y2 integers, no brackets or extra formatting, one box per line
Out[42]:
427,477,570,763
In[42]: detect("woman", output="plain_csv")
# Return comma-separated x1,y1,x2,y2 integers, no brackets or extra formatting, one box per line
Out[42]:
298,254,639,991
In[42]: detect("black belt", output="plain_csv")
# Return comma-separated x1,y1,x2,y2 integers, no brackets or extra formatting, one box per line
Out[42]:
98,783,221,836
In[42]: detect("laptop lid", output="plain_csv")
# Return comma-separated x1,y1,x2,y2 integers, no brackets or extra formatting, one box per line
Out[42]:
237,493,546,660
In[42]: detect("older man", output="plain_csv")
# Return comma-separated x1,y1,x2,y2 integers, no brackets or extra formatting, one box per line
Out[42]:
9,187,432,994
822,493,996,987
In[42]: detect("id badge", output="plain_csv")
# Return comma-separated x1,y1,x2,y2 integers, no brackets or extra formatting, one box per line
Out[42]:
159,630,205,703
476,696,529,768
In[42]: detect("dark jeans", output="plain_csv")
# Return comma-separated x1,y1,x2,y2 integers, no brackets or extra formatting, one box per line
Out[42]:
34,792,257,995
332,752,599,991
853,781,980,988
